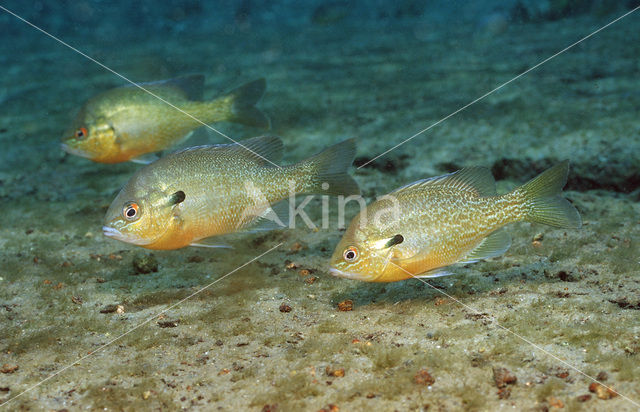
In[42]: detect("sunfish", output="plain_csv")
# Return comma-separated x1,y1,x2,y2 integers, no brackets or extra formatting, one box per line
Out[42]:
103,136,359,249
62,75,269,163
330,161,581,282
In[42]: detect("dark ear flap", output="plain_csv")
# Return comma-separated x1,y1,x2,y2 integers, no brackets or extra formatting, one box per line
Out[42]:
169,190,186,205
384,234,404,248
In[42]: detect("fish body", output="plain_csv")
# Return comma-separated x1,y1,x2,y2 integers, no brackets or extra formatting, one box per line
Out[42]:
330,162,581,282
62,75,269,163
103,136,359,249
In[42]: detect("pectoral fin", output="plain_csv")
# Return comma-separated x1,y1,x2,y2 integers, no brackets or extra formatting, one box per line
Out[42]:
240,200,290,233
460,229,511,264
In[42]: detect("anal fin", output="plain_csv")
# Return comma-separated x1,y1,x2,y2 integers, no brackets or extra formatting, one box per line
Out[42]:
415,269,455,278
190,239,233,249
131,153,160,165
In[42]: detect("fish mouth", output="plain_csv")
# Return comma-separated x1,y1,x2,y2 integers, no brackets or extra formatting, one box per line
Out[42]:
102,226,153,246
329,267,366,280
61,143,91,159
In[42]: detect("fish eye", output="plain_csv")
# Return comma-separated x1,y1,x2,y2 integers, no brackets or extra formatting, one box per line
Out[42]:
343,246,359,262
75,127,88,139
123,202,140,221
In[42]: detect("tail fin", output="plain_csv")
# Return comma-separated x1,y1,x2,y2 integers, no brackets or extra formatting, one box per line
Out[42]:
516,161,581,229
224,78,270,129
299,138,360,196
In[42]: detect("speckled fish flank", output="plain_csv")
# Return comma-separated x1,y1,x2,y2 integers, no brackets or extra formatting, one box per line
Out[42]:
330,161,581,282
103,136,359,249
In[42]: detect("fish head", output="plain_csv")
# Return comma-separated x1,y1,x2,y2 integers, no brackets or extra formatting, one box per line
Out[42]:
103,178,186,247
61,112,119,162
330,195,408,282
329,215,398,282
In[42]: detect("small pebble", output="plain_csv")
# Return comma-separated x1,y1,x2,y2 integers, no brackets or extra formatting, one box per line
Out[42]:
0,364,18,374
325,366,345,377
589,382,618,400
434,297,447,306
100,304,125,314
317,404,339,412
548,396,564,408
157,319,179,328
285,260,300,270
279,303,292,313
337,300,353,311
414,369,435,386
577,394,591,402
493,367,517,388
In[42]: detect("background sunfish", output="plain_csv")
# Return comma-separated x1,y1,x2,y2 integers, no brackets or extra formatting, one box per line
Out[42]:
330,161,581,282
62,75,269,163
103,136,359,250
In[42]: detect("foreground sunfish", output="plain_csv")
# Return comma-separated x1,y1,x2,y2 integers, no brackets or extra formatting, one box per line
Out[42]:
330,161,581,282
62,75,269,163
103,136,359,249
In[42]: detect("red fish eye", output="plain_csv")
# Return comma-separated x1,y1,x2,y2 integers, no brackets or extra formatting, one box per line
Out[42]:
75,127,88,138
123,202,139,221
343,246,359,262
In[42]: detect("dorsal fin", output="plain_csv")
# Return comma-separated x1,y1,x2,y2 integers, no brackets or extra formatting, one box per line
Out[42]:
136,74,204,101
173,135,283,166
393,167,497,196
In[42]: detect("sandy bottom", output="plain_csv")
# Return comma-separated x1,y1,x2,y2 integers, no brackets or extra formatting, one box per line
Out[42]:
1,9,639,412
